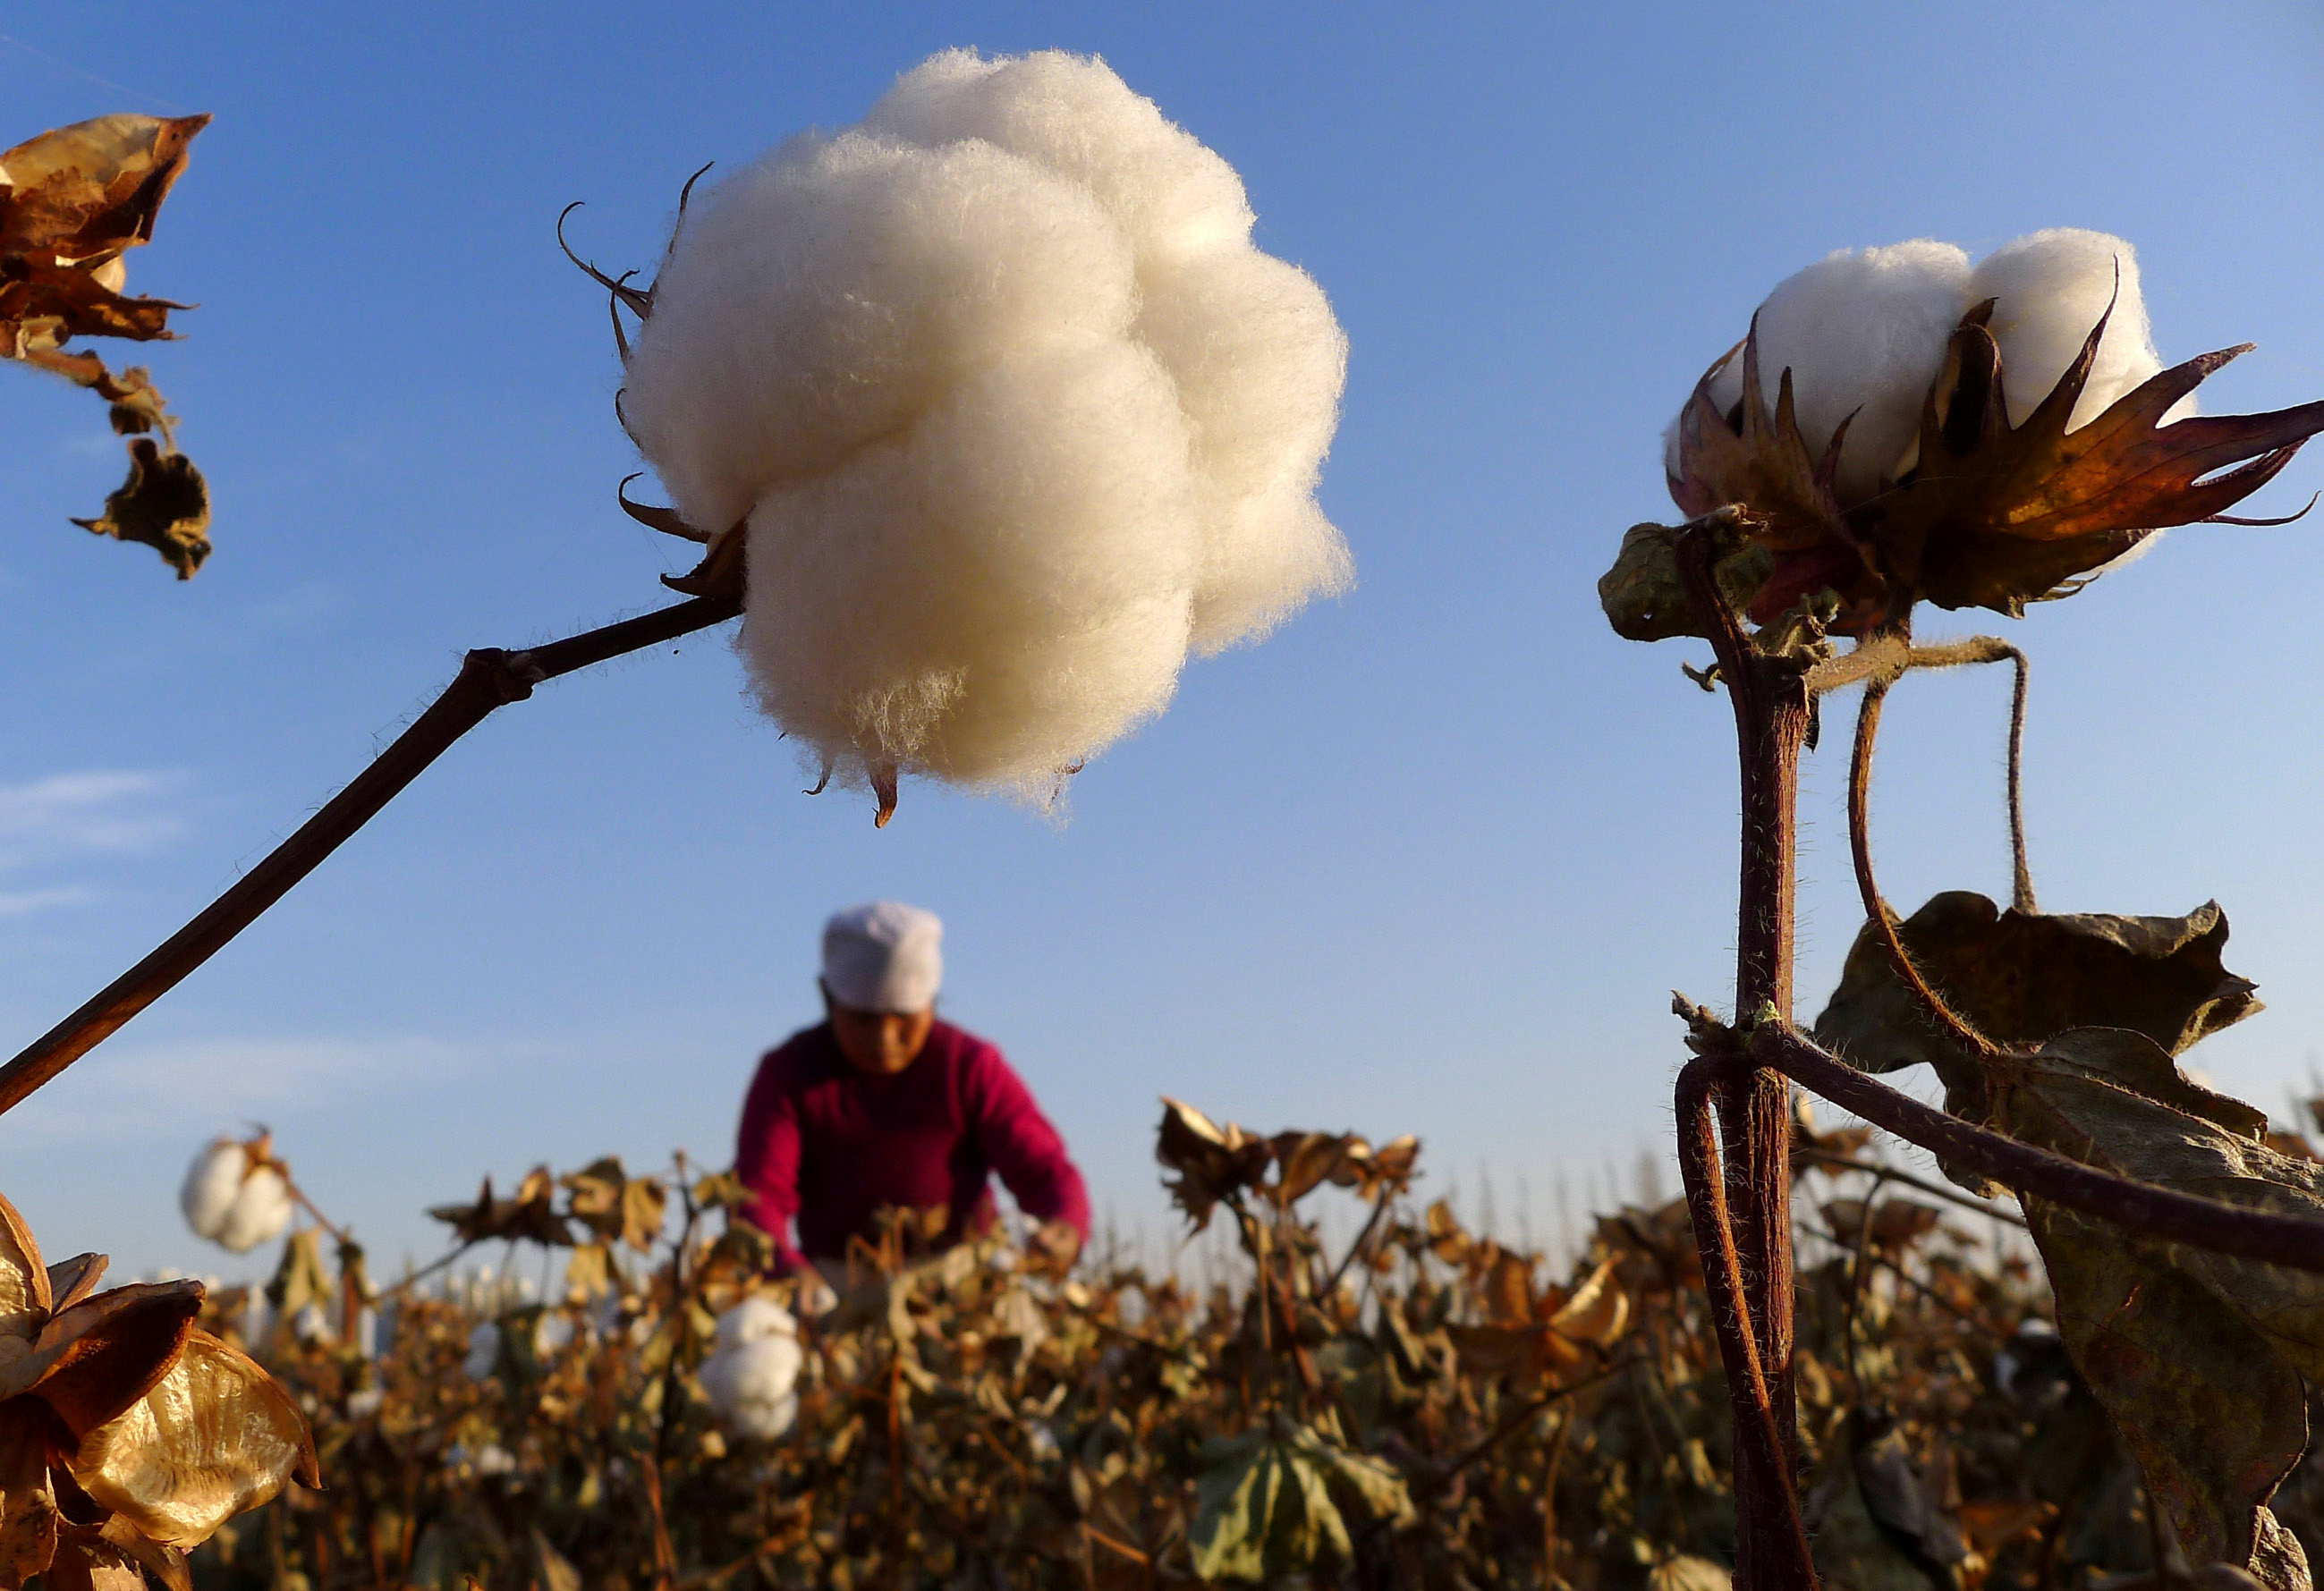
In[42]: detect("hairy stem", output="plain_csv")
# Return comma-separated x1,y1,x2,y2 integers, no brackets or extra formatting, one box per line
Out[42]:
0,594,742,1118
1675,1059,1816,1584
1751,1020,2324,1274
1675,527,1811,1590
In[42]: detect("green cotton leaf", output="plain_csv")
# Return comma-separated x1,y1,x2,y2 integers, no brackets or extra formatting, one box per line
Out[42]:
1189,1420,1402,1583
1997,1029,2324,1590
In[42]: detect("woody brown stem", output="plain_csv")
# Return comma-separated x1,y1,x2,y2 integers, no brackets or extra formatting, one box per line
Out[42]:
1749,1020,2324,1273
1674,526,1811,1591
1675,1060,1816,1584
0,593,742,1119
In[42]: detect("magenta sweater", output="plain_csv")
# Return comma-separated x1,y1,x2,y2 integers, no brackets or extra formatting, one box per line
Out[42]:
734,1019,1090,1272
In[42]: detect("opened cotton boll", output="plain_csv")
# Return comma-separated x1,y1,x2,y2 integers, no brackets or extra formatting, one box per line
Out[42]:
180,1136,294,1253
617,48,1350,815
1666,228,2189,512
1672,240,1970,504
700,1296,803,1440
1966,229,2190,430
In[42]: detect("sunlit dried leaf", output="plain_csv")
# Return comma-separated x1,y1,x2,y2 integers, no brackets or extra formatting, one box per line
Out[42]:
1546,1257,1630,1347
0,114,208,266
0,1197,47,1343
67,1329,317,1550
0,1401,56,1589
1821,1199,1945,1252
72,439,209,580
43,1257,106,1316
264,1231,330,1329
1155,1099,1270,1232
27,1280,204,1438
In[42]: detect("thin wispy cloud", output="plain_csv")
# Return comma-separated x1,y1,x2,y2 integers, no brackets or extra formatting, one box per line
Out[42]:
0,769,187,875
4,1033,513,1140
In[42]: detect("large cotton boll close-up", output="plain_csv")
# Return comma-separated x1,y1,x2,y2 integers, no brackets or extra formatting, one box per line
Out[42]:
1676,241,1972,504
620,48,1350,801
1966,228,2184,430
700,1297,803,1440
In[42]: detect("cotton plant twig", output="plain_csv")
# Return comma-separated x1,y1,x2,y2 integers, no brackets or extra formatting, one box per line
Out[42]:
1744,1017,2324,1274
1796,1147,2031,1231
0,593,742,1118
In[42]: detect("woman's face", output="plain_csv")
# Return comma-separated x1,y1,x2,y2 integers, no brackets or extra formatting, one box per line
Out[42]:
825,990,937,1076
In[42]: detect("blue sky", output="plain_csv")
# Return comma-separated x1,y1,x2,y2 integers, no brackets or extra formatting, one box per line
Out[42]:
0,0,2320,1282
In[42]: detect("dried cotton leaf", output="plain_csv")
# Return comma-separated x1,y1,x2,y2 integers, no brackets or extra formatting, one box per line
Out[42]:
0,1197,47,1343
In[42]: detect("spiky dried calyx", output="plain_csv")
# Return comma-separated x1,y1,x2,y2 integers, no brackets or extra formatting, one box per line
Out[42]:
1653,298,2324,637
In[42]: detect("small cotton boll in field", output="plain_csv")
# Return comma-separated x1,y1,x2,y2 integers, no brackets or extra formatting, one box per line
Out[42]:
1697,241,1972,503
622,48,1349,800
180,1138,293,1253
1967,229,2187,430
700,1297,802,1440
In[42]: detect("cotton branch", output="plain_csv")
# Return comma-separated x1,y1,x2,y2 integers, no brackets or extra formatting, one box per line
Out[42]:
0,594,742,1118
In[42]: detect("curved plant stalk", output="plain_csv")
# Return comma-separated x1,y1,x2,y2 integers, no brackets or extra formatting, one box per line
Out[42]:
1745,1018,2324,1274
0,593,742,1118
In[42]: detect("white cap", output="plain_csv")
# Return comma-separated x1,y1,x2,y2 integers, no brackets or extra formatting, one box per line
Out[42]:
820,901,943,1014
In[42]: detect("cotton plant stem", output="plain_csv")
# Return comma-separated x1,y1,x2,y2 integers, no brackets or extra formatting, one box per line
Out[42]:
1749,1020,2324,1274
1674,1059,1816,1587
1675,528,1811,1591
0,593,742,1119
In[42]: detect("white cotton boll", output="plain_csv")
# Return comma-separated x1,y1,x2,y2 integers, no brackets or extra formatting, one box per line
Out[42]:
739,343,1200,791
1967,228,2187,430
462,1322,501,1382
213,1167,292,1255
715,1295,797,1349
181,1138,293,1253
180,1141,245,1242
865,49,1254,261
622,48,1349,800
623,131,1139,539
1729,241,1973,502
701,1298,803,1440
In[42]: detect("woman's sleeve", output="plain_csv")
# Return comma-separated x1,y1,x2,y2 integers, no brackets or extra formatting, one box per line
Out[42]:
734,1055,809,1274
965,1045,1091,1242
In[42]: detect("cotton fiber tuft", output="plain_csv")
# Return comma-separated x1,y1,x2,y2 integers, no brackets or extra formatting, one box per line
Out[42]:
1966,229,2185,429
180,1138,293,1254
1668,229,2187,507
621,49,1351,803
700,1296,803,1440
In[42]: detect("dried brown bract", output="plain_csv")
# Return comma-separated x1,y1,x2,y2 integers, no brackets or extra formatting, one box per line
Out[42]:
0,1191,313,1590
